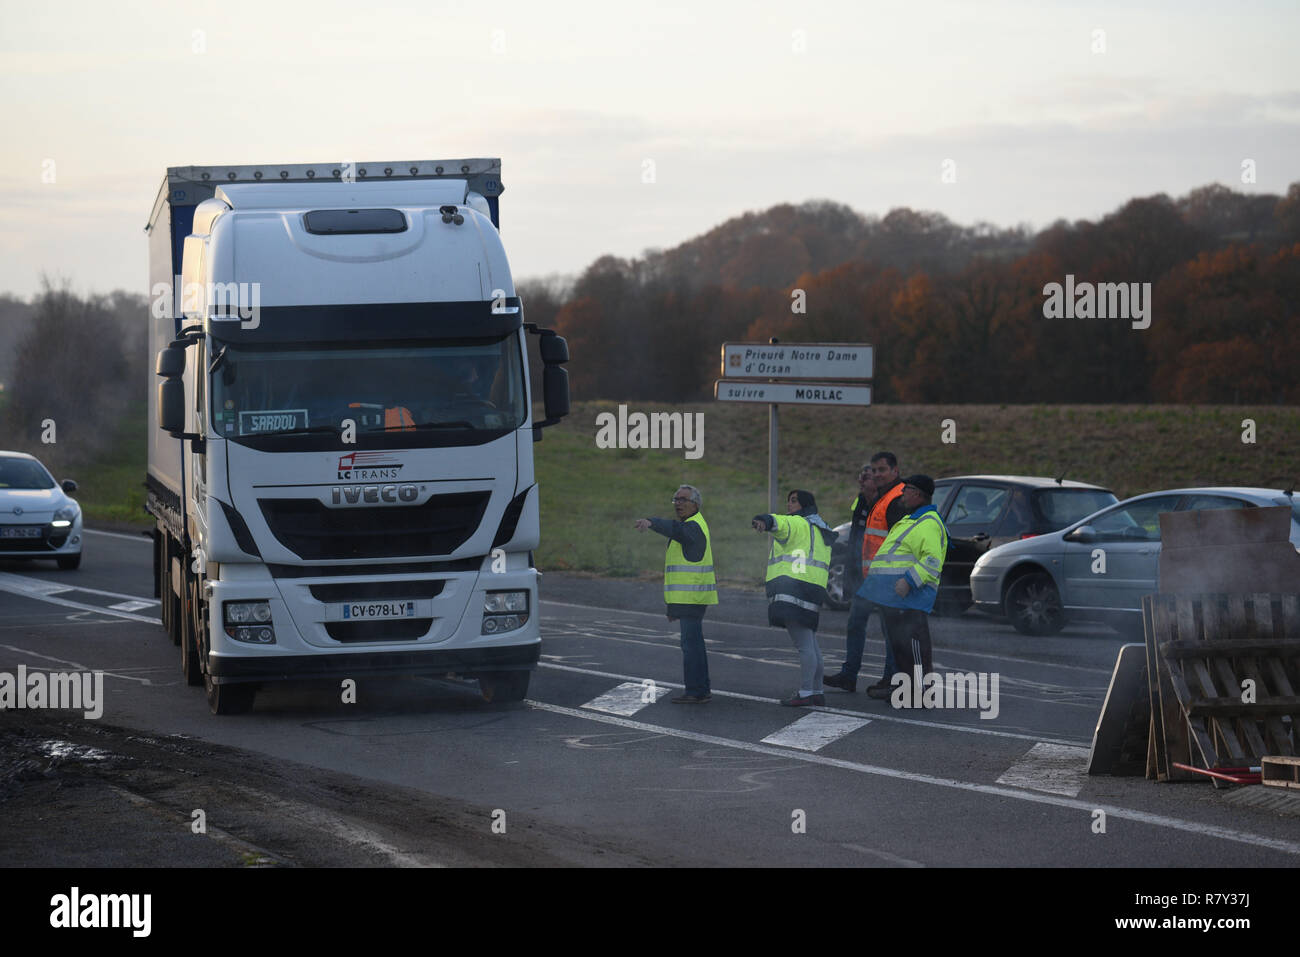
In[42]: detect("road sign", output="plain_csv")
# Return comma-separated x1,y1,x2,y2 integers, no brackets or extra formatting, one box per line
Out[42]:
721,342,873,380
714,381,872,406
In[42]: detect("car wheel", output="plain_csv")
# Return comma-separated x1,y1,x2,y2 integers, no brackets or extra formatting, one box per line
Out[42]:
1005,572,1067,636
56,553,81,570
825,559,850,611
479,670,530,703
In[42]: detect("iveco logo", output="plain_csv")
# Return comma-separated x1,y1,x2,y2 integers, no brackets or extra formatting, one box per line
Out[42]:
330,485,419,506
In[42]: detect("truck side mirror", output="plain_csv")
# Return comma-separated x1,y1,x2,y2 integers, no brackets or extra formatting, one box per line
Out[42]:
159,377,187,435
543,365,570,421
540,335,569,365
156,344,186,377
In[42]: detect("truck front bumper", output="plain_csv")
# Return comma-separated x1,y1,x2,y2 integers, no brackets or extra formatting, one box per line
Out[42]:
207,640,540,684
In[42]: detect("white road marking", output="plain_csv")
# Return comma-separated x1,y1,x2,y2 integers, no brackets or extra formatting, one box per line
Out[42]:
0,570,160,604
582,680,670,716
540,598,1113,674
761,712,871,751
0,572,74,596
841,843,926,868
0,644,154,686
539,661,1089,748
84,528,152,543
995,742,1092,797
524,700,1300,857
0,572,162,625
108,599,158,613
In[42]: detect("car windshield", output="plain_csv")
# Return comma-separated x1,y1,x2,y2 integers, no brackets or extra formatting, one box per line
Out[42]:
1032,489,1118,528
0,458,55,490
210,336,527,445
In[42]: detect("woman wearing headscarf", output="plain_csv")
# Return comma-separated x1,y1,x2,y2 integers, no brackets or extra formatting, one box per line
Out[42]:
752,489,837,706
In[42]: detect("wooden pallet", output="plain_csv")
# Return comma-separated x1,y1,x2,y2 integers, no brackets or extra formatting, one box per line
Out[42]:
1262,755,1300,790
1143,593,1300,782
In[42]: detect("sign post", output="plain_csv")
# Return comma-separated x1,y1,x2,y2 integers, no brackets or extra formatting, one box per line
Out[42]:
716,342,874,512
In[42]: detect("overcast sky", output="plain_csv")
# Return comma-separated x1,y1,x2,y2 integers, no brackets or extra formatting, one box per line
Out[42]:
1,0,1297,299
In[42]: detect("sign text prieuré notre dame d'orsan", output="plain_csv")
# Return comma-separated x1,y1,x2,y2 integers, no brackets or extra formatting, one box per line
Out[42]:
715,342,873,406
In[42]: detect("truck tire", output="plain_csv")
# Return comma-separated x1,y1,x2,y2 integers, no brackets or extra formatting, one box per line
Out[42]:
181,574,204,686
479,670,530,703
205,675,256,715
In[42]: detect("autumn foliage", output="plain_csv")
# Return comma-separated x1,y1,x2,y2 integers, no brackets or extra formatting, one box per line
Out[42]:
519,182,1300,404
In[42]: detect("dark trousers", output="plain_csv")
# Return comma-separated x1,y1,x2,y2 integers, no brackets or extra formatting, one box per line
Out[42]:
838,594,896,682
882,607,933,680
679,616,710,697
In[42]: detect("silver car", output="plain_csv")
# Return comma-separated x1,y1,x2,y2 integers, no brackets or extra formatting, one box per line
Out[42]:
969,487,1300,636
0,451,83,570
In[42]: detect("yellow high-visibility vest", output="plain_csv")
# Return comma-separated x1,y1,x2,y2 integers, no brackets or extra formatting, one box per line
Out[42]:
664,513,718,605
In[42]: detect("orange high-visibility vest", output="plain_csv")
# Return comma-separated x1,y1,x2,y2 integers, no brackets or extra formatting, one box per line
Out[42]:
861,482,904,578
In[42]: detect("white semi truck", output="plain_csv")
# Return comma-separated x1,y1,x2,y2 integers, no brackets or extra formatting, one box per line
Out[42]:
145,159,569,714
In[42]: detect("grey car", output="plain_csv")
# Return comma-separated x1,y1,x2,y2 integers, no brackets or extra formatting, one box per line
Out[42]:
969,487,1300,636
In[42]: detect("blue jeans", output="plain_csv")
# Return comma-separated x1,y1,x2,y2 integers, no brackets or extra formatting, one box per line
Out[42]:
679,616,710,697
839,594,895,683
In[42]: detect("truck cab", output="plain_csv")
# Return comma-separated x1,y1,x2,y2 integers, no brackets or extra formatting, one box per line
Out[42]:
146,160,569,714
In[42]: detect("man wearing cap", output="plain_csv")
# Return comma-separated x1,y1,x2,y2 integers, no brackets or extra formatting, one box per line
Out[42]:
859,475,948,694
634,485,716,703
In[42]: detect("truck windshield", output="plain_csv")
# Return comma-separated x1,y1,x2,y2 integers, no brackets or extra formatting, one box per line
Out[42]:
209,336,526,447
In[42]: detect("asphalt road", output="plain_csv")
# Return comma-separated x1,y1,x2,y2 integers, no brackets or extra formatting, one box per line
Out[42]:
2,527,1299,868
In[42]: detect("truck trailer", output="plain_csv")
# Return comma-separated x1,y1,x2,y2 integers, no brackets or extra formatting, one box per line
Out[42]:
145,159,569,714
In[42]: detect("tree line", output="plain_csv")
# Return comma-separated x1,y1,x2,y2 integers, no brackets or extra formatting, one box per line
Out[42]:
520,182,1300,404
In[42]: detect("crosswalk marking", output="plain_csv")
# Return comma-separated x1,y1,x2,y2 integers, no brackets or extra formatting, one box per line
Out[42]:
995,742,1091,796
761,711,871,751
581,681,669,716
108,600,158,613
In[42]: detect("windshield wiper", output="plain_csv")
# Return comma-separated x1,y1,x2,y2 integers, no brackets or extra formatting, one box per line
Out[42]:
408,421,475,430
260,425,345,437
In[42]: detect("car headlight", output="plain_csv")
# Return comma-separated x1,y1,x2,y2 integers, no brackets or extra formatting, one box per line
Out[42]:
51,504,80,528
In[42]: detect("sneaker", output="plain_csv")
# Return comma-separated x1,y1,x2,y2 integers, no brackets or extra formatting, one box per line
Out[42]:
780,693,825,707
823,673,857,692
671,693,711,704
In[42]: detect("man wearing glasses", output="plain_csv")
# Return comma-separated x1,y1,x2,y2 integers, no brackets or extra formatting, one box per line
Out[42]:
634,485,717,703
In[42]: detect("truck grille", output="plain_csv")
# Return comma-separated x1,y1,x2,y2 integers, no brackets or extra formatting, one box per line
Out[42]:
258,493,490,560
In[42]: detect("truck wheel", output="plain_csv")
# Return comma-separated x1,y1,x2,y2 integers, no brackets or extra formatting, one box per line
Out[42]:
205,675,256,715
479,670,530,703
1005,572,1067,636
181,575,205,686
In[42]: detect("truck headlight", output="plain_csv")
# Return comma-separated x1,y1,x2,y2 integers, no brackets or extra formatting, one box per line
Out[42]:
483,590,529,634
225,601,276,642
